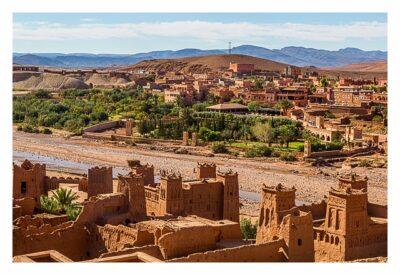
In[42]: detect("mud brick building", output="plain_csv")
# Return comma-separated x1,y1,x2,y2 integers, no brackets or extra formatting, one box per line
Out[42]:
130,161,239,222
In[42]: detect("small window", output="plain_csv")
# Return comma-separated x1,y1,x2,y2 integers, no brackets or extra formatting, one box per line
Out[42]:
298,239,302,246
21,181,27,194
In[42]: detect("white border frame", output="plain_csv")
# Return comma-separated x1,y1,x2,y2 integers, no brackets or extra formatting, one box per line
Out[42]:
1,1,398,274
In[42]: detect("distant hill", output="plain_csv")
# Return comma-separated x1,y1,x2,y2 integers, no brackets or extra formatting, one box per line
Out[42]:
119,54,290,74
13,45,387,68
324,60,387,72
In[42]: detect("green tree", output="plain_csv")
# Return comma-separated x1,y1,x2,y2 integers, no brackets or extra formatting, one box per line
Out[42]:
324,111,336,119
274,99,293,115
248,102,261,112
240,218,257,240
319,77,330,88
254,78,264,89
251,122,275,146
278,124,298,147
230,98,244,104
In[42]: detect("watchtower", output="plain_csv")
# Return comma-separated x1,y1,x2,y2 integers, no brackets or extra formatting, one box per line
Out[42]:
159,170,184,216
217,170,239,222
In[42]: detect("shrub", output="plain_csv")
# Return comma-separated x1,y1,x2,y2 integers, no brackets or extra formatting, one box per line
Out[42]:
325,112,336,119
40,128,53,135
198,127,221,141
245,145,272,158
271,151,281,158
125,139,137,146
229,150,240,157
32,90,51,99
211,142,229,154
325,141,343,151
40,188,82,221
280,152,296,161
240,218,257,240
66,206,82,221
359,159,371,167
372,115,383,122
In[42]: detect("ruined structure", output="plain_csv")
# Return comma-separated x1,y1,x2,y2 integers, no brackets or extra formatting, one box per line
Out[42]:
182,131,189,146
13,160,46,206
12,159,386,263
125,119,133,136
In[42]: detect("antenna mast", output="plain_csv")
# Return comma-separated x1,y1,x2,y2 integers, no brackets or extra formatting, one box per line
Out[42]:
228,42,232,55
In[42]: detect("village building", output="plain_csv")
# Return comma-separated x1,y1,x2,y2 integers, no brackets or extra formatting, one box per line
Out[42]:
206,103,249,114
228,62,255,75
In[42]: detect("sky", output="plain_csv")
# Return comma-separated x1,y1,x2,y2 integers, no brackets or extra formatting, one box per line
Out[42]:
13,13,387,54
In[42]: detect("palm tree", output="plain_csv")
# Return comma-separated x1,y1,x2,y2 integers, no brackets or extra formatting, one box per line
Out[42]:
50,188,80,214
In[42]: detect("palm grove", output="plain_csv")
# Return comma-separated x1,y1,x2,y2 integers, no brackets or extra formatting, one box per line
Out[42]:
13,87,342,155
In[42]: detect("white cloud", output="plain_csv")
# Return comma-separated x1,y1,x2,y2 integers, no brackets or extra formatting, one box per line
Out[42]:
81,18,97,22
13,20,387,43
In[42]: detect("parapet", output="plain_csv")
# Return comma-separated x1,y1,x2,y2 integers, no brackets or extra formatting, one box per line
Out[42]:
338,172,368,191
160,169,182,180
196,162,217,179
15,159,46,171
262,183,296,194
328,186,367,198
197,162,216,168
216,169,238,178
127,160,154,169
89,166,112,174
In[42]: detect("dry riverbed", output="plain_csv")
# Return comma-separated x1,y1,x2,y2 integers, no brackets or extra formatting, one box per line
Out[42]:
13,130,387,216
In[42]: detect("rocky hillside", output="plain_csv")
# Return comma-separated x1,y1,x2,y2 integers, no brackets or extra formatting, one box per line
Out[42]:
13,72,136,91
119,54,289,74
325,60,387,72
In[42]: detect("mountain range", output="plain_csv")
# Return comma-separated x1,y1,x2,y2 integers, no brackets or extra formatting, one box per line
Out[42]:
13,45,387,69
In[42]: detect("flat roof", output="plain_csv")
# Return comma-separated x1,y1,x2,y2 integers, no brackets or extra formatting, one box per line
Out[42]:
206,103,248,110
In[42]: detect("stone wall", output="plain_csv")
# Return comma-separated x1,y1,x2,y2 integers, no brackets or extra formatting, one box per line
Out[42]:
298,200,327,220
157,226,217,260
45,176,87,192
308,147,376,159
367,202,387,218
83,120,121,133
88,224,154,256
97,245,163,260
75,193,128,226
13,223,89,261
167,239,286,262
13,197,36,218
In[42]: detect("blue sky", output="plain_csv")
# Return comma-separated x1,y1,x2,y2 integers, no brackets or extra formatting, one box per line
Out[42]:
13,13,387,54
